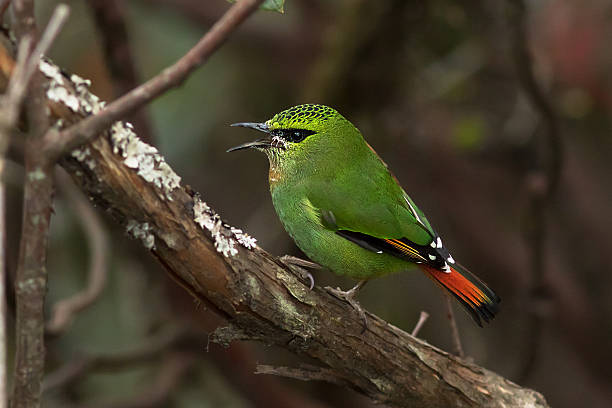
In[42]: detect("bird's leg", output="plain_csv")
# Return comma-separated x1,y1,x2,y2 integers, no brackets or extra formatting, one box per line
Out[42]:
325,280,368,332
279,255,322,290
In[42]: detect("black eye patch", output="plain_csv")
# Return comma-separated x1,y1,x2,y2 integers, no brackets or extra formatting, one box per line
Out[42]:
271,128,316,143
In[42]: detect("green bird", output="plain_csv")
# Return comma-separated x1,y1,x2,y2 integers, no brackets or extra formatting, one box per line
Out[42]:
228,104,500,326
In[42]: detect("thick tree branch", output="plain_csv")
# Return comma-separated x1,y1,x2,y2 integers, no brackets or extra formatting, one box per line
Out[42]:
0,44,550,407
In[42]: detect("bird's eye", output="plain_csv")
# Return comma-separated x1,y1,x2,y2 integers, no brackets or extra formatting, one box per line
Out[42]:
279,128,315,143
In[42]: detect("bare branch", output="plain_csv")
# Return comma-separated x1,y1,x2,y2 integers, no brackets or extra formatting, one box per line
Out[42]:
43,0,265,158
20,5,69,90
444,293,464,358
9,5,70,408
506,0,562,197
86,352,195,408
0,36,30,182
505,0,563,381
45,169,109,335
43,326,195,392
410,310,429,337
0,1,10,21
88,0,155,143
255,364,349,387
11,0,37,41
0,184,7,408
0,5,69,127
12,147,54,408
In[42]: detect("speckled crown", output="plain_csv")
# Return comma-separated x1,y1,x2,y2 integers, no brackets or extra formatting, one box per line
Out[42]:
268,104,336,127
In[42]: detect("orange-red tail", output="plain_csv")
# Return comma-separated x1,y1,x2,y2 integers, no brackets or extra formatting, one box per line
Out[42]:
419,263,500,326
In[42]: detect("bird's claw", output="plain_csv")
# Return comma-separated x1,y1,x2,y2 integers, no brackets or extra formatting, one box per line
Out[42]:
279,255,320,290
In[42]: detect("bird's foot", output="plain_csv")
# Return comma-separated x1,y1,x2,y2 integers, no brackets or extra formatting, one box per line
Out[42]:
279,255,322,290
325,280,368,333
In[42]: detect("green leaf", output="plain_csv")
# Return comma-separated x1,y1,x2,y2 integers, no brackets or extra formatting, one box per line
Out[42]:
227,0,284,13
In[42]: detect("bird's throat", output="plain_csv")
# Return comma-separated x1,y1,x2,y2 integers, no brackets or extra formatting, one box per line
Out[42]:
268,163,282,186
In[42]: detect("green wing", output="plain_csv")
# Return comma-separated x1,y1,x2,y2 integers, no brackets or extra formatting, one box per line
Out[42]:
306,152,435,247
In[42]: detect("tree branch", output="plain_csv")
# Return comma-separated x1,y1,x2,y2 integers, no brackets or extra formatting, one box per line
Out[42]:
85,352,195,408
45,169,109,335
87,0,155,144
9,5,70,408
444,293,464,358
505,0,563,382
42,0,265,159
43,326,195,392
255,364,350,387
0,176,7,408
410,311,429,337
0,45,550,407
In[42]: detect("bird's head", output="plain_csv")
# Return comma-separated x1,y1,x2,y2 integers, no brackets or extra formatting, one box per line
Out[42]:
228,104,357,169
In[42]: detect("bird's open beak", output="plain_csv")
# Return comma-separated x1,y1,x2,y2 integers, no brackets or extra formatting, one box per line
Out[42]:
227,122,271,152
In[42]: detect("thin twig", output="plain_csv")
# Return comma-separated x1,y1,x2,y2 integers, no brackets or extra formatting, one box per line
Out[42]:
0,184,7,408
410,311,429,337
89,352,195,408
88,0,155,143
11,0,36,41
46,169,109,335
255,364,349,387
444,293,464,358
43,326,196,391
43,0,265,159
506,0,562,381
0,1,10,21
16,4,70,102
0,37,30,188
0,4,69,136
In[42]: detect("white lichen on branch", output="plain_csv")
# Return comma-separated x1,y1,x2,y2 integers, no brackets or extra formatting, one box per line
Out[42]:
39,57,181,201
231,226,257,249
192,195,257,257
70,146,96,170
39,59,80,112
70,72,104,115
126,220,155,250
110,121,181,200
38,56,255,255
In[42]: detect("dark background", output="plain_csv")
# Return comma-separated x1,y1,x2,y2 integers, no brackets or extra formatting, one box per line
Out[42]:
5,0,612,407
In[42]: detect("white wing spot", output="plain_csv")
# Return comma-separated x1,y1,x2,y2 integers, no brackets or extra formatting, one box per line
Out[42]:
430,241,437,248
376,250,383,254
428,254,436,261
442,263,451,273
447,255,455,264
436,237,443,249
405,196,423,224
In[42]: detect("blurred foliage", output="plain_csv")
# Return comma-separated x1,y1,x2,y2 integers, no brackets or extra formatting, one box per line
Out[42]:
5,0,612,407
